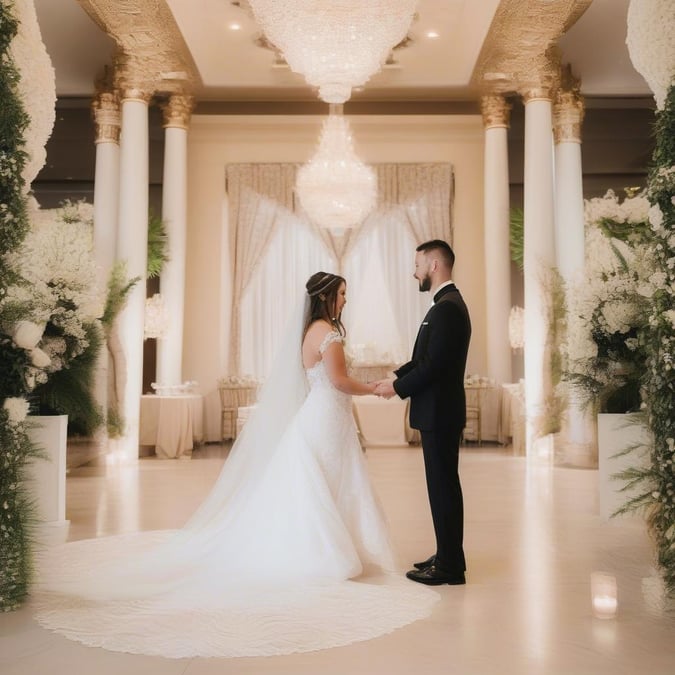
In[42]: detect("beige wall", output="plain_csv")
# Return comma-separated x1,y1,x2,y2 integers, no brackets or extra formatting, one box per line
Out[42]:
184,115,486,440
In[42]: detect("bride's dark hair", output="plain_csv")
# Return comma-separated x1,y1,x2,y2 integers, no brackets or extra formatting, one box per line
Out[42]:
305,272,346,336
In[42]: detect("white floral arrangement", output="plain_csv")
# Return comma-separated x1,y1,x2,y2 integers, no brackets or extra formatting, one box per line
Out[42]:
464,374,493,387
563,190,654,412
144,293,170,340
151,381,199,396
508,306,524,350
1,200,103,387
345,342,406,365
7,0,55,189
627,0,675,111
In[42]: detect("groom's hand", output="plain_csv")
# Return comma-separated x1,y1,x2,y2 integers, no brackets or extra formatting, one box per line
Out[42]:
374,379,396,399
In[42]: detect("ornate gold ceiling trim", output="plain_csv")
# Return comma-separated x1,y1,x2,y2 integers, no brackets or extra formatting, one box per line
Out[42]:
77,0,201,96
471,0,592,97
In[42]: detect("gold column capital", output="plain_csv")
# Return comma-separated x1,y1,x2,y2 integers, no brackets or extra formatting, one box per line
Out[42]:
91,90,121,144
554,88,585,144
161,94,195,129
481,95,511,129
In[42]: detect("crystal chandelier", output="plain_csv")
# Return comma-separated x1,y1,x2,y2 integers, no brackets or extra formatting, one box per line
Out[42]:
248,0,419,103
296,115,377,229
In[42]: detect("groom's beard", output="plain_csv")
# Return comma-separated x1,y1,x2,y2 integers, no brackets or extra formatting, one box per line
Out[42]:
418,275,431,292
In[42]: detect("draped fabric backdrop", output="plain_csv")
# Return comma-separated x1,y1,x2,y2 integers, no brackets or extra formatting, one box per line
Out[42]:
227,163,453,379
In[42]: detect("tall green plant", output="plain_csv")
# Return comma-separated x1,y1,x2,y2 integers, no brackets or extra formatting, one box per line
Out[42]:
509,207,524,271
147,211,169,278
619,86,675,597
0,0,40,611
101,261,140,437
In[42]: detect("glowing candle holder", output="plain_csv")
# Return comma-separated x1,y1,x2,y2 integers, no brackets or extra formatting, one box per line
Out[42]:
591,572,618,619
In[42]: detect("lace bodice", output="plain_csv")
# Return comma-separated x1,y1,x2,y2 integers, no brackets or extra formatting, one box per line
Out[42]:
306,330,344,390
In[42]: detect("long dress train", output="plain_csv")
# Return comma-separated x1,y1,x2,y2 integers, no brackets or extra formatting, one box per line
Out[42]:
33,326,438,658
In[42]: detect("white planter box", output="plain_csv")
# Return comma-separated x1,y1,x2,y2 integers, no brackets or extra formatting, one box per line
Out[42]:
26,414,70,544
597,413,650,520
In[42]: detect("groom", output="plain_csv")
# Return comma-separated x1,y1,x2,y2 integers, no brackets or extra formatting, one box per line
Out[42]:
375,239,471,585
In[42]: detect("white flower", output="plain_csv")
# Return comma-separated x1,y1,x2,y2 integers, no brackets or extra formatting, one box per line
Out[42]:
29,348,51,368
664,310,675,330
144,294,170,340
8,0,56,189
648,204,664,231
626,0,675,110
622,194,650,223
12,320,44,350
3,398,29,426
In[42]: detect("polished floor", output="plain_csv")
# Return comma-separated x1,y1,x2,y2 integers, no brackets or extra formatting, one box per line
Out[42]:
1,442,674,674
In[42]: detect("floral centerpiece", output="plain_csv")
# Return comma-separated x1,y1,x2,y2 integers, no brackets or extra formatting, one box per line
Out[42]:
563,189,653,413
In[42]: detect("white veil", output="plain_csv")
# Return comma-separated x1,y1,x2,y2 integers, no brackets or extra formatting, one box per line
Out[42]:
182,294,310,533
38,294,312,597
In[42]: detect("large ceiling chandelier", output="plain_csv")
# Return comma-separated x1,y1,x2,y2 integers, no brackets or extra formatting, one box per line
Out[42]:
296,114,377,229
247,0,419,103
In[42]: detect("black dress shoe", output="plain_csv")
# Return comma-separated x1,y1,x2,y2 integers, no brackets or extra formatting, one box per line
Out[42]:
406,564,466,586
413,555,436,570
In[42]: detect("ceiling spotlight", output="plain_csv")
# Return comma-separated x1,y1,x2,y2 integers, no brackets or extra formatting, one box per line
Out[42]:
425,30,439,39
229,22,242,30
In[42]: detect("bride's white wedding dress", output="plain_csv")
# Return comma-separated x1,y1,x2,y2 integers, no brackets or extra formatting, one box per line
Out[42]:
33,304,437,658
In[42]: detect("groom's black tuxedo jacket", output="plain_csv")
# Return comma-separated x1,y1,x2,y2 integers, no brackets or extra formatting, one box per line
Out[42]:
393,284,471,432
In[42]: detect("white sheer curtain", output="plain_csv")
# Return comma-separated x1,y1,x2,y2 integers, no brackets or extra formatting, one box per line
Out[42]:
240,211,334,379
226,165,296,372
343,208,428,362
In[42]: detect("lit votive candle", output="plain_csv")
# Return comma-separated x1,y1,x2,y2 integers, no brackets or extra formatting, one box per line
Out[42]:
591,572,618,619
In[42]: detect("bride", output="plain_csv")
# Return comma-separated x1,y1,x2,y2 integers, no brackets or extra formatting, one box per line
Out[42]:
34,272,438,658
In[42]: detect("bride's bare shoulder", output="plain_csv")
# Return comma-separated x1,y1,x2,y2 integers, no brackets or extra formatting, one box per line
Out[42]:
305,320,333,339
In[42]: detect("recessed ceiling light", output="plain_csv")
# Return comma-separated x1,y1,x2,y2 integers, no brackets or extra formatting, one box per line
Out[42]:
229,22,242,31
426,30,439,39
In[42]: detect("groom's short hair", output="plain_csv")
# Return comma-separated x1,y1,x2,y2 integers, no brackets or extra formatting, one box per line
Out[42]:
416,240,455,269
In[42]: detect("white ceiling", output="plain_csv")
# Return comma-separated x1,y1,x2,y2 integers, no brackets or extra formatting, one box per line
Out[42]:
34,0,651,103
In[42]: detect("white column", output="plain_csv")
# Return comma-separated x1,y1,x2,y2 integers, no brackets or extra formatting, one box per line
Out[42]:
114,87,151,461
522,86,556,455
554,82,595,466
553,88,585,282
481,94,513,385
92,91,121,282
91,91,121,443
156,94,193,386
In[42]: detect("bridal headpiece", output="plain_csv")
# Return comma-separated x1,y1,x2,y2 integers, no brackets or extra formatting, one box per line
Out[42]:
306,272,341,300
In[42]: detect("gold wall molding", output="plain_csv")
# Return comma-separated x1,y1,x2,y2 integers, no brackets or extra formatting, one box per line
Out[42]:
481,95,511,129
78,0,201,98
472,0,592,98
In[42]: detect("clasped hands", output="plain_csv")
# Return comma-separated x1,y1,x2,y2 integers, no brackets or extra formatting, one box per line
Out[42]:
372,378,396,399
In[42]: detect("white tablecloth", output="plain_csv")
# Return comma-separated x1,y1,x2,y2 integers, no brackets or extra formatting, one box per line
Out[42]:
352,395,409,447
140,394,204,459
501,383,526,455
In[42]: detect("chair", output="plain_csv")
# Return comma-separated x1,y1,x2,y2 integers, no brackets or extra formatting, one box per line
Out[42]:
218,385,258,441
463,385,484,445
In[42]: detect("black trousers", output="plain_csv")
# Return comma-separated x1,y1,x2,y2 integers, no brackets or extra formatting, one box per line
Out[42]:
420,428,466,573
